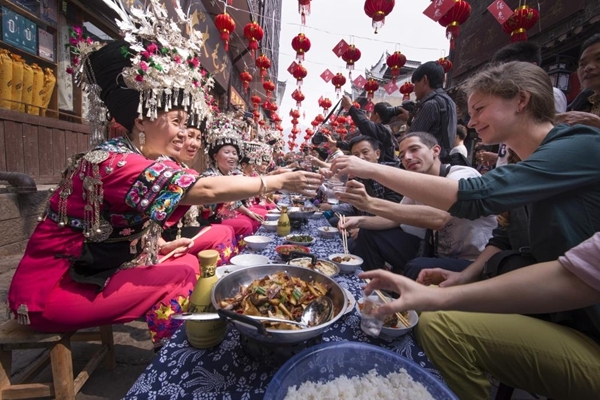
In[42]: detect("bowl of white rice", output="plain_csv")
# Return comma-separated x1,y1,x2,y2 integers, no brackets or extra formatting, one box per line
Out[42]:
264,342,458,400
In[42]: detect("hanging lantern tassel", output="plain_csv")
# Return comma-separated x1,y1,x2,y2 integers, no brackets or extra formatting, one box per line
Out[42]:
298,0,311,25
364,0,396,34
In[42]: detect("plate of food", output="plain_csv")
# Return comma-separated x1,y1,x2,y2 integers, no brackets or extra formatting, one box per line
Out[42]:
328,253,364,274
356,295,418,338
275,244,311,261
289,257,340,278
285,234,316,246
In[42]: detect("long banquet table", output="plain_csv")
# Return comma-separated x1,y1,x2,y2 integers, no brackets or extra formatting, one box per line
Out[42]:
124,216,445,399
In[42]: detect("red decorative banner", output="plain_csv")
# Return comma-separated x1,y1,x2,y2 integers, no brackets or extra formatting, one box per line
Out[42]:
332,39,350,57
320,69,334,82
287,61,298,75
423,0,455,22
487,0,514,24
384,81,398,95
353,74,367,89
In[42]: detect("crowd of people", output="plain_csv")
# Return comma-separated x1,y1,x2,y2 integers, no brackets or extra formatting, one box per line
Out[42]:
6,0,600,398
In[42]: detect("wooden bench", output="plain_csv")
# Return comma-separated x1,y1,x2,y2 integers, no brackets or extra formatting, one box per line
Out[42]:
0,320,115,399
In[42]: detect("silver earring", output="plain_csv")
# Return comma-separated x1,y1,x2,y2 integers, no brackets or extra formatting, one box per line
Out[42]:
139,131,145,145
516,108,521,114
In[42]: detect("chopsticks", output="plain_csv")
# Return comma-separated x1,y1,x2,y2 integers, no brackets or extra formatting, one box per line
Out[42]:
363,278,411,328
335,212,349,255
157,226,212,264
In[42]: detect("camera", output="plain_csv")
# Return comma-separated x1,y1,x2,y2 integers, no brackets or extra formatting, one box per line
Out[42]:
311,131,327,145
401,101,416,115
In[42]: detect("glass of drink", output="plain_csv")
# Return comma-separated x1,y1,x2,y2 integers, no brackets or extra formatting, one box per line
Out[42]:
360,295,385,337
325,182,345,205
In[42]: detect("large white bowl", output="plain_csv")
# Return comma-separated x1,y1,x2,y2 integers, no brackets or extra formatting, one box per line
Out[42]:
317,226,338,239
243,235,272,251
328,253,364,274
230,254,270,267
356,295,419,339
262,220,278,232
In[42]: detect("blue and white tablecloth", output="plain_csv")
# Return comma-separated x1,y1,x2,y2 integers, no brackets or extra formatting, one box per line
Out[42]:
124,217,444,400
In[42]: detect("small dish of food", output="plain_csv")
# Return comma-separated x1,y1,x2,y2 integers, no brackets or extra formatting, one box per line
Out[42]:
289,257,340,278
356,295,418,339
328,253,364,274
285,234,316,246
275,244,311,261
317,226,339,239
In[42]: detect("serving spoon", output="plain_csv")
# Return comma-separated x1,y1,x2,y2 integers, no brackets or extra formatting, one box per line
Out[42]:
172,296,334,329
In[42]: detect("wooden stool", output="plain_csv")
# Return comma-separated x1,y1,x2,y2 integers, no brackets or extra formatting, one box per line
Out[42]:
0,320,116,400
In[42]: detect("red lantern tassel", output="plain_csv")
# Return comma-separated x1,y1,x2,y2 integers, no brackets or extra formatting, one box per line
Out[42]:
220,32,230,51
511,28,528,43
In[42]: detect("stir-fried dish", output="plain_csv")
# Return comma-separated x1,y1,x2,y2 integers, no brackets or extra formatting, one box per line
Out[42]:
219,272,331,330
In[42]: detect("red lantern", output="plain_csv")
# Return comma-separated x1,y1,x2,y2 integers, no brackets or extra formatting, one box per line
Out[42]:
291,126,300,135
276,125,284,131
291,118,299,125
315,114,325,123
271,113,281,123
292,64,308,87
253,110,260,120
438,0,471,50
399,81,414,101
291,33,311,62
331,73,347,97
311,120,319,128
298,0,311,25
319,97,332,113
215,13,235,52
292,89,305,107
305,128,314,136
258,119,266,126
364,0,396,34
240,70,252,93
502,5,540,43
336,127,348,136
364,78,379,100
342,45,361,73
353,102,361,109
255,54,271,82
243,22,264,58
336,115,347,125
263,79,276,99
250,95,262,109
269,103,278,112
290,109,301,119
386,51,406,83
437,57,453,73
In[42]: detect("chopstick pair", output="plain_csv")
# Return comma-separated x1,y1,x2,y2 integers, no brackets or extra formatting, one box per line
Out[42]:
157,226,212,264
335,212,349,255
363,278,411,328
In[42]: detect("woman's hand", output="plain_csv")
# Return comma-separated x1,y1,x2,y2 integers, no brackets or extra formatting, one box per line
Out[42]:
330,155,375,180
359,269,441,314
279,171,323,196
416,268,469,288
335,180,371,212
159,238,194,258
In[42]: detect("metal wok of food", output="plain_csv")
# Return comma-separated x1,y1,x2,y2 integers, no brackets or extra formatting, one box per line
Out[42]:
287,206,317,220
211,264,346,344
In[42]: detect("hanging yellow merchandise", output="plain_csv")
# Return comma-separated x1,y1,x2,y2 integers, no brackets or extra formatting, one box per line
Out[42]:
40,68,56,116
0,50,13,109
9,54,24,111
20,62,33,113
30,64,44,115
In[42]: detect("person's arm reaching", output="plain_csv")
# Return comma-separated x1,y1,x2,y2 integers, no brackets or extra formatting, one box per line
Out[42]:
339,215,399,231
361,261,600,316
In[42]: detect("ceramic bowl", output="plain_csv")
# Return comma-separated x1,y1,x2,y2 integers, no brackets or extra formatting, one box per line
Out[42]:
265,212,280,221
230,254,270,267
328,253,364,274
261,220,278,232
243,235,272,251
317,226,339,239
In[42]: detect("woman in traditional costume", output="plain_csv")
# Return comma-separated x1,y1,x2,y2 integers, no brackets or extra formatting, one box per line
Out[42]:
7,0,321,348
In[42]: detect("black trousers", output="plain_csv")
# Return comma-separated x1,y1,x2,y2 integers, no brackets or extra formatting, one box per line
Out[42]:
403,257,472,280
353,227,422,273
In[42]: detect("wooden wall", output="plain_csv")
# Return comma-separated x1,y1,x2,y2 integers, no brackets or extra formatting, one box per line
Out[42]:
0,109,91,184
